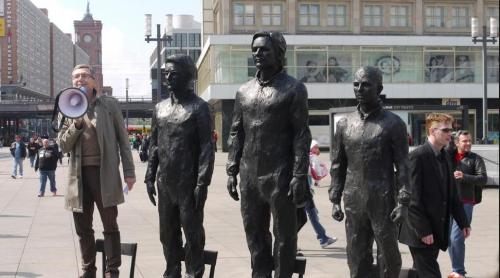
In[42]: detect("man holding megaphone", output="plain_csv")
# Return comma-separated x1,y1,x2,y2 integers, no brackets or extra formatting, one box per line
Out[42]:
57,64,136,278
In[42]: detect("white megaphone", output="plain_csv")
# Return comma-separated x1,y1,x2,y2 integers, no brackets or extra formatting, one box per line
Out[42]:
52,87,89,131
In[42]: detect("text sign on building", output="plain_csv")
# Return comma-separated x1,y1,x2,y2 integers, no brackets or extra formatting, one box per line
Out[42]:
442,98,461,106
0,18,5,37
0,0,4,16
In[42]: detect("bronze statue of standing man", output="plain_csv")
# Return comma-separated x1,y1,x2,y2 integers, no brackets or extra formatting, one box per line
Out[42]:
226,31,311,278
329,66,411,278
145,54,215,278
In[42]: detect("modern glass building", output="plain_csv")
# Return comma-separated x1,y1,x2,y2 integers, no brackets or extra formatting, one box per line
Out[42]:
199,0,499,149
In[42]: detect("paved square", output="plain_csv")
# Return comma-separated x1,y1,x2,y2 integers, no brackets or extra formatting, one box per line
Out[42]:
0,149,498,277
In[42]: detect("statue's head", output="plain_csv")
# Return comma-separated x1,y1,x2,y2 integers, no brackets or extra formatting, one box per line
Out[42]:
353,66,383,107
251,31,286,72
165,54,196,94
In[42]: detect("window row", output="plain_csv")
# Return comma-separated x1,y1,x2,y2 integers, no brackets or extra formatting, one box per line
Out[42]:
211,45,499,84
163,33,201,48
232,2,499,29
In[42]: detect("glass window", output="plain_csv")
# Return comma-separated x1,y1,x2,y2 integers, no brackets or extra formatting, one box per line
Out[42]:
487,53,499,83
262,4,282,26
361,49,393,82
327,5,347,27
363,5,383,27
390,6,410,27
425,6,445,28
392,51,423,83
326,52,353,83
424,53,454,82
452,7,470,28
299,4,320,26
454,53,476,82
296,51,327,83
234,3,255,26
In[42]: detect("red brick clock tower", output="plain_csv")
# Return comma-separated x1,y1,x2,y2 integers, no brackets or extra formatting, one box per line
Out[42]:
74,1,103,90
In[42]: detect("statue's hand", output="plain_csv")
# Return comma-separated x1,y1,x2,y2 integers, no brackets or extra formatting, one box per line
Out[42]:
146,181,157,206
227,176,239,201
288,176,308,207
390,204,408,224
194,185,208,210
332,203,344,222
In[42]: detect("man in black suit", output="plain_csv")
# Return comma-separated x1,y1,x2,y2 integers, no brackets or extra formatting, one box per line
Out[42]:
399,113,471,278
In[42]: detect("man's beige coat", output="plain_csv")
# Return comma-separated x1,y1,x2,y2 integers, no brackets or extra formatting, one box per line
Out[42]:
58,95,135,212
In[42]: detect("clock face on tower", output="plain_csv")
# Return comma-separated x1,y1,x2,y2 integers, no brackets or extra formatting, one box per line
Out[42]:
83,34,93,43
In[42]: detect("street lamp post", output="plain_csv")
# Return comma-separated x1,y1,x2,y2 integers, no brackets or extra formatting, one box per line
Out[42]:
471,17,498,143
125,78,129,130
144,14,173,104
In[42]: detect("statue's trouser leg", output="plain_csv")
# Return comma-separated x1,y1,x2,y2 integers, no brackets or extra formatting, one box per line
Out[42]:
371,213,401,278
240,187,273,278
271,190,298,278
158,195,182,278
345,208,374,278
180,197,206,278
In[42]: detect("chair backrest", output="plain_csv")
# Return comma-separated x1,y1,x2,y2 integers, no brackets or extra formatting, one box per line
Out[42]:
180,248,218,278
96,239,138,278
293,257,307,278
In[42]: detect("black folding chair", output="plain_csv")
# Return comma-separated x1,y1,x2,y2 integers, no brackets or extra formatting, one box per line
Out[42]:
96,239,138,278
180,248,218,278
293,256,307,278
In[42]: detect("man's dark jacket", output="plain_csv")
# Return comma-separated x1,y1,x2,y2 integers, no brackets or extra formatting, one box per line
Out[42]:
10,141,27,158
448,148,487,204
399,142,469,251
35,146,59,171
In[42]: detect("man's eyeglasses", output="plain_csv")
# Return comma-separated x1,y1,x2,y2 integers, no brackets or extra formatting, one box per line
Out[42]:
435,128,454,133
72,73,94,80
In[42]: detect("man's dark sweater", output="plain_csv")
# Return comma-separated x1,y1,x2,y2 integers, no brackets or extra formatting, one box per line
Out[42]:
35,146,59,171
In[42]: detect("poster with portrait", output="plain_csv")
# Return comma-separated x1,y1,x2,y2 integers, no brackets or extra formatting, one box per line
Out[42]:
424,53,454,83
326,53,352,83
297,52,327,83
453,54,475,83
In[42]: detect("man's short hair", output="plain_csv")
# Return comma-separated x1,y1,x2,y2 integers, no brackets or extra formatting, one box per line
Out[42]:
165,54,197,81
454,130,470,141
355,66,383,87
72,64,95,78
251,31,287,69
425,113,454,136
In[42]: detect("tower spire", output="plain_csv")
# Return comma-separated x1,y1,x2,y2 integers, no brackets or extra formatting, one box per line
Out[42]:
82,0,93,21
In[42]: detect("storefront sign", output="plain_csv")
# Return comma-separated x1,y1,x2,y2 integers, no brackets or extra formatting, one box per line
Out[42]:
442,98,461,106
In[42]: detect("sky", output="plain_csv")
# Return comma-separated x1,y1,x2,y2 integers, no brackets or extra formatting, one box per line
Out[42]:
30,0,202,98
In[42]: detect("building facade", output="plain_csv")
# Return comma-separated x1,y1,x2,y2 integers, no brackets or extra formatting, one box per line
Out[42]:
148,14,202,100
50,24,74,98
0,0,89,101
199,0,500,149
0,0,89,144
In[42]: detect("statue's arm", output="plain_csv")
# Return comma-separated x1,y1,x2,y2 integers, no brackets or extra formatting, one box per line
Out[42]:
145,105,160,184
329,119,347,204
290,83,312,178
226,91,245,177
392,118,411,206
196,102,215,187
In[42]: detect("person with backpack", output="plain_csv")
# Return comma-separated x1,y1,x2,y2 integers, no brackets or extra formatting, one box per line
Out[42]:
447,130,487,278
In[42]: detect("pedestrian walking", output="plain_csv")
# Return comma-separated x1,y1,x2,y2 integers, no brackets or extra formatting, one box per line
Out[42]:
447,130,487,278
27,137,40,168
399,113,470,278
298,140,337,248
34,139,58,197
10,134,27,179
